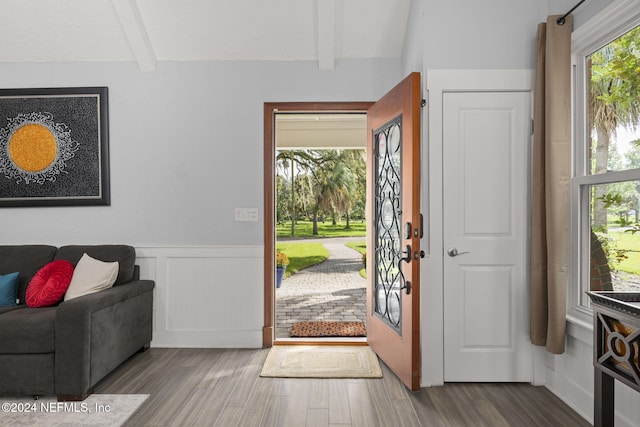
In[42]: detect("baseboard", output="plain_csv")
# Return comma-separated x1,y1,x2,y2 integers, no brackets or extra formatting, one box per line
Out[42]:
151,330,263,348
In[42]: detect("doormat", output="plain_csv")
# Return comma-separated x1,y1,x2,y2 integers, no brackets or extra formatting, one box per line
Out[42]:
260,345,382,378
289,320,366,337
0,394,149,427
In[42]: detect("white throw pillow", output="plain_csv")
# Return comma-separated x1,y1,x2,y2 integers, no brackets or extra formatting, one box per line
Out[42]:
64,253,119,301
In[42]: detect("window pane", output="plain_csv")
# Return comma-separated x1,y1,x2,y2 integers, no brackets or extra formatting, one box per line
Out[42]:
589,181,640,292
587,25,640,175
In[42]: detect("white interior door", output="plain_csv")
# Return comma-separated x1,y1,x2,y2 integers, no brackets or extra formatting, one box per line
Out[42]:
443,91,532,382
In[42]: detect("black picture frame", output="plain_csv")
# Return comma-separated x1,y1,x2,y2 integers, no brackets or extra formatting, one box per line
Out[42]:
0,86,109,207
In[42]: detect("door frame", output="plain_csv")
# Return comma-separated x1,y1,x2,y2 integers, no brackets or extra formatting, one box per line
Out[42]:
263,102,373,348
423,70,542,386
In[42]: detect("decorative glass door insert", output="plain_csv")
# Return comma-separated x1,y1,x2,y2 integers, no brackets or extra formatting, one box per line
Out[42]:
373,115,403,333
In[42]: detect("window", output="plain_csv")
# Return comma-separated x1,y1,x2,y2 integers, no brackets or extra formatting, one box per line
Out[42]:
571,0,640,315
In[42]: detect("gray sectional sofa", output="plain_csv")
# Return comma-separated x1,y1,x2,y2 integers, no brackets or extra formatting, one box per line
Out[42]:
0,245,154,401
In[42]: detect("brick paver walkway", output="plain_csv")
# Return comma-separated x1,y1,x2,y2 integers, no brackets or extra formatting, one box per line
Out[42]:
275,237,366,338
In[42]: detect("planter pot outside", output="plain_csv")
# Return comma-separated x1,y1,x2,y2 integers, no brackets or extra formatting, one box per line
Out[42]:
275,266,287,288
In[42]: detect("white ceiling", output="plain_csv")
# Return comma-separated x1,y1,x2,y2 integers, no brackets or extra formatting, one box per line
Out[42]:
0,0,411,71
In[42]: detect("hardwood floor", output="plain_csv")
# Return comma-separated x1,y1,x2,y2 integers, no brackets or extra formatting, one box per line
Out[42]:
94,348,591,426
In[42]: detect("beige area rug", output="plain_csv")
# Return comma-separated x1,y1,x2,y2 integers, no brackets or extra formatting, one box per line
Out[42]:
0,394,149,426
260,345,382,379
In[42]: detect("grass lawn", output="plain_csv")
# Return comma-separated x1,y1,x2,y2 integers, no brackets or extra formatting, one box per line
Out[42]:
276,241,329,278
345,240,367,279
608,230,640,275
277,220,366,239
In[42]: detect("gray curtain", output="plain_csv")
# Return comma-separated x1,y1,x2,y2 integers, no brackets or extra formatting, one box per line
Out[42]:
530,15,572,355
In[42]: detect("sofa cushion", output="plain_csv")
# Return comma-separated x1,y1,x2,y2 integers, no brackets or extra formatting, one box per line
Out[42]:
55,245,135,286
26,260,74,307
0,272,19,306
64,253,118,301
0,307,57,353
0,245,57,305
0,305,22,315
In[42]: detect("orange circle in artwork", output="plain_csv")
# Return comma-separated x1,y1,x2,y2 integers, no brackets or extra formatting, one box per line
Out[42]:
8,124,57,172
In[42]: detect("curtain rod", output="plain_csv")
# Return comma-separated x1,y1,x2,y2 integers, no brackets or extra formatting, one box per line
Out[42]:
557,0,586,25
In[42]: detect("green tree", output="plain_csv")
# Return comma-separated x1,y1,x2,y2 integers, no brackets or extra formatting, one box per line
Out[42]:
590,26,640,230
309,150,353,235
276,149,366,236
321,150,365,229
275,174,291,224
627,139,640,169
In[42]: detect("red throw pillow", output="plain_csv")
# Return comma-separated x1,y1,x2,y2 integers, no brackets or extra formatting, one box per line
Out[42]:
26,260,74,308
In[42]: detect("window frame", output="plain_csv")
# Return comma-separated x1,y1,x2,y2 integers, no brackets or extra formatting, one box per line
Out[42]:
569,0,640,323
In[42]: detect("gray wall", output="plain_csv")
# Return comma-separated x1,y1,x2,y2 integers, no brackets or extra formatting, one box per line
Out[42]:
402,0,615,74
1,0,617,246
551,0,615,28
421,0,545,69
1,59,400,246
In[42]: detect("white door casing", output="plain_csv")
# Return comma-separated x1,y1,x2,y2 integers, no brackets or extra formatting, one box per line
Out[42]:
422,70,535,386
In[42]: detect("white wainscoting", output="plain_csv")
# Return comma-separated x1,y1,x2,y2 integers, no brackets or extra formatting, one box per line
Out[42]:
544,319,640,426
136,246,264,348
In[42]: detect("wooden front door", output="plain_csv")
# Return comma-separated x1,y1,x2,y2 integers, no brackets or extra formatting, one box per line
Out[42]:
366,73,422,391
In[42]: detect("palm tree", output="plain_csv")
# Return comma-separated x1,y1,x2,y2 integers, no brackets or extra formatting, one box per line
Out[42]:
589,26,640,231
308,149,364,235
334,150,365,229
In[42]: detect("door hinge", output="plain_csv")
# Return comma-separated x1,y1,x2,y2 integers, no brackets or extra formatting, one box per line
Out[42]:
420,99,426,108
530,118,534,135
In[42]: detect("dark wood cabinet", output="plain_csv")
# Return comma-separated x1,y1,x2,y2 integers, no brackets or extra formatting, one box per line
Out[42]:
587,292,640,427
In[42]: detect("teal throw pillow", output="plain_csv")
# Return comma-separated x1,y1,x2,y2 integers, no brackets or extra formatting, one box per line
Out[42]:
0,272,19,306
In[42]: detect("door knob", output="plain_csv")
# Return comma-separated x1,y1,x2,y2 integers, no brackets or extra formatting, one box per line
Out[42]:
447,247,470,257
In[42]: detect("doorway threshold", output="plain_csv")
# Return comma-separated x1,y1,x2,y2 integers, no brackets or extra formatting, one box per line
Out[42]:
274,337,367,346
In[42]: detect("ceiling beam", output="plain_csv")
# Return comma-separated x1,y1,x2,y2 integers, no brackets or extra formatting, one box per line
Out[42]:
317,0,335,70
111,0,157,72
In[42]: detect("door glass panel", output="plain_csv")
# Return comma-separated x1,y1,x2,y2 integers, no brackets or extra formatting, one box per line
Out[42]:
374,115,403,332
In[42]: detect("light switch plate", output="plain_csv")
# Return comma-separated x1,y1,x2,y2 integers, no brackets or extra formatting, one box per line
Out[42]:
235,208,258,222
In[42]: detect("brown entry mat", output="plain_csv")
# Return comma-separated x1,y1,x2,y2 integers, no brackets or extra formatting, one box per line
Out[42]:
290,320,367,337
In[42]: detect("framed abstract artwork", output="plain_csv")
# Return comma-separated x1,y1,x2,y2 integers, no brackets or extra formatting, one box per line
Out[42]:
0,86,109,207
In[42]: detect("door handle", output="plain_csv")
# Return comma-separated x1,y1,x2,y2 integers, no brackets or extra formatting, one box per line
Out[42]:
398,245,412,295
400,245,412,263
447,247,470,257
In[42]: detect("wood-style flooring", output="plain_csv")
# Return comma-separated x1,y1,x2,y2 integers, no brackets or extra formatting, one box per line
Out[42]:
94,348,591,427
